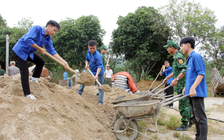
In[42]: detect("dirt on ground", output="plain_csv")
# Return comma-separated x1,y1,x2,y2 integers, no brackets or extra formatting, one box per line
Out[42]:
0,77,223,140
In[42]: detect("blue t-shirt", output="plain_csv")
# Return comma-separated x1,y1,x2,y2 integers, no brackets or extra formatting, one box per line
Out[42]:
86,50,104,75
185,51,207,97
162,66,173,84
13,25,57,61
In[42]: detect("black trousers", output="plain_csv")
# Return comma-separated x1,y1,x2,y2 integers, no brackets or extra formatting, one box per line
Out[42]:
165,84,174,106
14,52,44,96
189,97,207,140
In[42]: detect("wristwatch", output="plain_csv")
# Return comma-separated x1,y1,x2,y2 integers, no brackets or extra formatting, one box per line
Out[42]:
176,77,179,81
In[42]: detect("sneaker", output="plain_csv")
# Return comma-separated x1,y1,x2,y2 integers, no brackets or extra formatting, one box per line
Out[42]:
96,93,99,96
98,103,103,105
175,126,188,131
29,77,38,83
26,94,37,100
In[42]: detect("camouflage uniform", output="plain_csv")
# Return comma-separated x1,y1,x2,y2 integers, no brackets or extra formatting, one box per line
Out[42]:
100,45,107,84
172,51,191,128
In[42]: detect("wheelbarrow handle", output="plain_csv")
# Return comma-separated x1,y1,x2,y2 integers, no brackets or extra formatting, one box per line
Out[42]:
45,52,80,77
161,94,190,107
86,69,102,86
150,82,165,92
149,84,172,100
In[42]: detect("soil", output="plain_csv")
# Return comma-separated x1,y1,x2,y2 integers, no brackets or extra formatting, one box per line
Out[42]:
0,77,223,140
98,85,112,92
77,71,95,86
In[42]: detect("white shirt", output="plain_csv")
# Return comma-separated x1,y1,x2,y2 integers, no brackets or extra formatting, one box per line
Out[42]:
106,69,113,78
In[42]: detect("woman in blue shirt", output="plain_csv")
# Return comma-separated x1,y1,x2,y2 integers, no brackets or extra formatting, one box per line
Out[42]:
160,60,174,107
13,20,69,100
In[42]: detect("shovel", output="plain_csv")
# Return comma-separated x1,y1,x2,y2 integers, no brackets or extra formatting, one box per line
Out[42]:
45,52,80,77
87,69,112,92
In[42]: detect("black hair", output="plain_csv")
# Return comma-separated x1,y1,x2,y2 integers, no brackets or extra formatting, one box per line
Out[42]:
164,60,169,63
46,20,60,29
88,40,97,46
180,37,195,49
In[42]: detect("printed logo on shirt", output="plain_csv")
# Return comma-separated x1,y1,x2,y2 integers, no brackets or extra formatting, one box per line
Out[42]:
189,67,191,70
93,60,95,62
178,59,183,64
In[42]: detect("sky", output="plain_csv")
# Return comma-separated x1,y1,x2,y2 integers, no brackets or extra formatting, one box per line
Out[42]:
0,0,223,46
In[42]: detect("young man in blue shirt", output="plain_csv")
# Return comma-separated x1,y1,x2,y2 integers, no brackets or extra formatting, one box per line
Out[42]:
78,40,105,105
180,37,208,140
160,60,174,107
13,20,69,100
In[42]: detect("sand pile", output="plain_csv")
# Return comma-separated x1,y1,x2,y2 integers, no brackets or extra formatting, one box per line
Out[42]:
0,75,115,140
77,71,95,86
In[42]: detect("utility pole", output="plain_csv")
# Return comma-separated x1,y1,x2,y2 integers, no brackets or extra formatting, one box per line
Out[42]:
6,34,9,75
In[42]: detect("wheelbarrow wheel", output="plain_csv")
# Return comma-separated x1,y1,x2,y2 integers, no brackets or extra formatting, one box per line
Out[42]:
114,118,139,140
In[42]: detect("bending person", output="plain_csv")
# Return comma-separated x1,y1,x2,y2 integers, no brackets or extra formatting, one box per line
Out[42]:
12,20,69,100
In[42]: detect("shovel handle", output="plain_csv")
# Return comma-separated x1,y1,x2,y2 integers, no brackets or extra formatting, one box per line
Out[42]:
45,52,80,77
87,69,102,86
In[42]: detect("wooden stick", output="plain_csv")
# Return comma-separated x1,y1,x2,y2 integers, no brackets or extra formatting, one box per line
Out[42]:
148,68,162,91
45,52,80,77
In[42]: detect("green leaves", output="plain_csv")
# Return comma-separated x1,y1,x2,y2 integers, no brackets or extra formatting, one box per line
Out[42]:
51,15,105,71
111,6,171,81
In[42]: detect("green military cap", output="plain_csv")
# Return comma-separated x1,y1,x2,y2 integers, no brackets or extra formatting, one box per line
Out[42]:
100,45,107,50
163,40,178,49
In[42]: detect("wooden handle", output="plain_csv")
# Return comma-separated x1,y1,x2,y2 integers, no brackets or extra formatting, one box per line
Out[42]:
148,68,162,91
87,69,102,86
45,52,80,77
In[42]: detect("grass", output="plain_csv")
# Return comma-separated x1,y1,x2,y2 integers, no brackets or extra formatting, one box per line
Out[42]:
173,132,191,140
165,115,181,130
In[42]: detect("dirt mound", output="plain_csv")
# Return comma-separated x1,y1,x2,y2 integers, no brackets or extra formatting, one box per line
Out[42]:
0,75,115,140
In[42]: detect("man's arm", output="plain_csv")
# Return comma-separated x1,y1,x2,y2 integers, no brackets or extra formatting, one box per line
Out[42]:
30,44,46,54
160,65,165,76
163,72,173,83
85,61,89,69
94,68,101,80
53,54,69,70
189,75,204,97
170,72,185,86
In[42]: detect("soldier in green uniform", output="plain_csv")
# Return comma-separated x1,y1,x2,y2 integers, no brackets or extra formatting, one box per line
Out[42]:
100,45,109,84
163,40,191,131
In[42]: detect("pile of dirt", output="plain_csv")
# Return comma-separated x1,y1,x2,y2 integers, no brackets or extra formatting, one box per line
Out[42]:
77,71,95,86
0,75,115,140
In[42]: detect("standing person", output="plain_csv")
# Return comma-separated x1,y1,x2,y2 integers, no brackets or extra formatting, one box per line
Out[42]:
180,37,208,140
77,40,104,105
12,20,69,100
8,61,20,76
105,65,113,87
163,40,190,131
160,60,173,107
100,45,109,84
0,64,5,76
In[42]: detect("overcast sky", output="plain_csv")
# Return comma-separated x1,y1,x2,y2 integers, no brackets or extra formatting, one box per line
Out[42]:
0,0,223,46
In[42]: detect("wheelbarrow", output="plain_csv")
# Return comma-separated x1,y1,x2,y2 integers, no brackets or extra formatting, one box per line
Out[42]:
112,82,169,105
112,94,190,140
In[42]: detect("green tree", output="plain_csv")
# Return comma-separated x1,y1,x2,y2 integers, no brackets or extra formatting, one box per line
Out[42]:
52,15,105,71
111,6,171,81
0,14,7,27
160,0,217,46
17,17,34,31
201,26,224,70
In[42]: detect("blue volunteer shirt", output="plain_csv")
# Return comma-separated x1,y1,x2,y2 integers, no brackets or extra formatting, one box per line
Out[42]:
162,66,173,84
12,25,57,61
86,50,104,75
185,51,207,97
